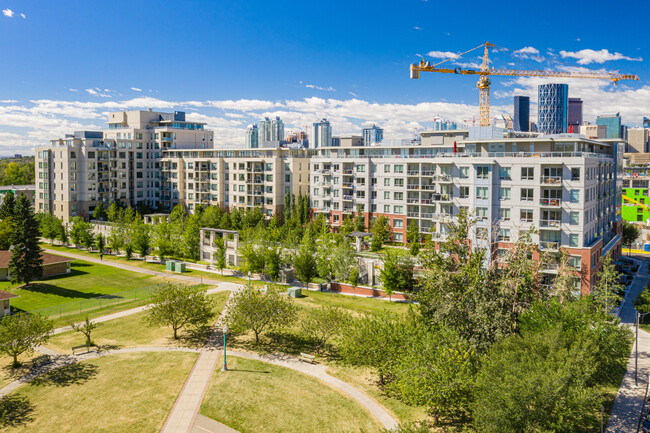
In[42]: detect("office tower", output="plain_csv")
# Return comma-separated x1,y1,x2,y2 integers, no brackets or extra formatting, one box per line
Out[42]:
627,128,650,153
538,83,568,134
311,119,332,148
567,98,583,133
643,117,650,129
259,116,284,143
245,124,259,148
513,96,530,131
596,113,623,139
362,125,384,145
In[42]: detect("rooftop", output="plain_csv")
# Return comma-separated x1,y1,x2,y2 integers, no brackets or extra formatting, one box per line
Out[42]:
0,251,73,268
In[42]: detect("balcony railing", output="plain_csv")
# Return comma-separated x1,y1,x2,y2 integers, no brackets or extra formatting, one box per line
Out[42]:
407,184,420,190
540,219,562,228
342,195,353,200
407,212,419,217
407,170,420,175
541,176,563,185
540,198,562,207
539,241,560,250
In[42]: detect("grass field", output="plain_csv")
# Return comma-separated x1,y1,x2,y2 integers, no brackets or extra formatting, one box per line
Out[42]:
327,365,429,424
0,352,46,389
200,356,382,433
2,351,197,433
294,290,411,316
0,260,166,312
46,291,231,353
42,243,267,288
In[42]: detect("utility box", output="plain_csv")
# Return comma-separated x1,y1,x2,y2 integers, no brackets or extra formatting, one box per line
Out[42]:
176,262,186,273
288,287,302,298
165,261,175,271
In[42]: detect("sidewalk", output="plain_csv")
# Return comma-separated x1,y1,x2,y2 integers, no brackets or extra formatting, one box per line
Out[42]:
607,257,650,433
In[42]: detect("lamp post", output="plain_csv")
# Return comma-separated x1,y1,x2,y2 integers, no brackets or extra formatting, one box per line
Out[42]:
222,325,228,372
248,271,251,289
636,311,650,387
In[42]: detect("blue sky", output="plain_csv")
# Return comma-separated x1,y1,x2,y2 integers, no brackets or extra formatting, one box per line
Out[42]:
0,0,648,155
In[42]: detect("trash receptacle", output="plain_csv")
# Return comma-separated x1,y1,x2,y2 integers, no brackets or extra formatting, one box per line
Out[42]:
644,243,650,252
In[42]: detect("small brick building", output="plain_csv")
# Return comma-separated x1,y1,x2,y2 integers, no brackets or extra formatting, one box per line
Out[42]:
0,291,18,316
0,251,73,281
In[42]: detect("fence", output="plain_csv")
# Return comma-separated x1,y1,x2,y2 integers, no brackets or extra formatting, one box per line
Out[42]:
30,285,161,319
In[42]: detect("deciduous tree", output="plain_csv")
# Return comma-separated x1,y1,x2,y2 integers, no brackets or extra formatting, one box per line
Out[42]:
145,283,216,339
300,306,348,355
0,313,53,368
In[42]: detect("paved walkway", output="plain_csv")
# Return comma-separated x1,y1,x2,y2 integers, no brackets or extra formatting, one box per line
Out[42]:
161,294,233,433
607,257,650,433
43,248,231,287
191,414,239,433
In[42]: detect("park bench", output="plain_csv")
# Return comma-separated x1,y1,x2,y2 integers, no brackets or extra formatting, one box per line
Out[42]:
299,352,316,364
72,344,95,355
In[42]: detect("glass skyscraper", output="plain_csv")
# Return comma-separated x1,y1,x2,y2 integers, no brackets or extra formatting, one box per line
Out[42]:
596,113,622,139
513,96,530,132
538,83,568,134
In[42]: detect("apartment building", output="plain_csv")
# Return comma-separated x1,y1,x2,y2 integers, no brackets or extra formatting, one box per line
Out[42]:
159,147,311,215
35,110,212,220
311,127,623,295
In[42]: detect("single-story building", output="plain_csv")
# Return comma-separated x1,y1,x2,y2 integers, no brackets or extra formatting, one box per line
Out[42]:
0,290,18,316
0,251,74,281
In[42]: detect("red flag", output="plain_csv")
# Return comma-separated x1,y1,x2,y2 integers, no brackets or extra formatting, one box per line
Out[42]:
453,141,457,154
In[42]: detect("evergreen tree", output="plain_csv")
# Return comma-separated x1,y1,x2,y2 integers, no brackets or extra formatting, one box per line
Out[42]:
622,221,640,255
215,236,227,275
353,206,366,232
107,201,122,222
593,254,625,312
0,191,15,220
9,194,43,286
284,192,292,221
96,234,105,254
370,215,391,252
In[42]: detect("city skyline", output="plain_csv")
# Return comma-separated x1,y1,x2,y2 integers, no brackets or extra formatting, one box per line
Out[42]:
1,0,650,155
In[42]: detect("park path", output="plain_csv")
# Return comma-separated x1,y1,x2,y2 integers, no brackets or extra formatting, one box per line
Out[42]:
607,257,650,433
43,248,229,286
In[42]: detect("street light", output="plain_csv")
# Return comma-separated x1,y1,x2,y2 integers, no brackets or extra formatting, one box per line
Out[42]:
248,271,251,289
636,311,650,387
222,325,228,372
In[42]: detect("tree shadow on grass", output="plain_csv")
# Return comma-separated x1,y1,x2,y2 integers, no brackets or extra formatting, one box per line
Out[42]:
31,362,98,388
0,395,34,428
17,283,108,300
179,325,213,348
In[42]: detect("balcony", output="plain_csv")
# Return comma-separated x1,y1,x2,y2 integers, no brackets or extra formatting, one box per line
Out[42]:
421,185,436,190
539,241,560,250
342,169,354,174
540,219,562,228
407,212,419,217
342,207,354,213
407,198,419,204
421,170,435,176
407,170,420,176
540,198,562,207
407,184,420,190
541,176,563,185
342,195,353,200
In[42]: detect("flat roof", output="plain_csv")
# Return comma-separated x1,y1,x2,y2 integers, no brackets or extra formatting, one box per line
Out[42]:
200,228,239,234
0,185,35,191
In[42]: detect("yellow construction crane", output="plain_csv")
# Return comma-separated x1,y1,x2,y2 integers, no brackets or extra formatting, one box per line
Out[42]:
410,42,640,126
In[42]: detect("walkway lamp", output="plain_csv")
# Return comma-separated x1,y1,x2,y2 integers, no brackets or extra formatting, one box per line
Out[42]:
222,326,228,372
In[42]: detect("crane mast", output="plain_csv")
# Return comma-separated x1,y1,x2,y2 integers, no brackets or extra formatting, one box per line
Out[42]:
410,41,640,127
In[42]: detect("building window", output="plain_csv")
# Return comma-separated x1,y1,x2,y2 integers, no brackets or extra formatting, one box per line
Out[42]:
520,209,533,222
394,165,404,174
475,207,488,219
570,212,579,225
459,186,469,199
384,165,390,173
394,179,404,187
521,188,534,201
571,168,580,181
476,187,488,200
569,234,579,247
570,190,579,203
521,167,534,180
394,233,403,242
499,167,511,180
498,229,511,241
498,187,511,200
394,205,404,214
393,219,403,228
568,255,581,270
394,192,403,200
384,178,390,186
498,208,511,220
476,166,489,179
459,167,469,178
384,205,390,213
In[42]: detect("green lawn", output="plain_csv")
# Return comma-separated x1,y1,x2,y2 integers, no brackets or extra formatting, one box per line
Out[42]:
200,356,382,433
0,260,167,313
46,291,231,353
294,290,412,316
327,365,429,425
42,243,266,288
2,352,197,433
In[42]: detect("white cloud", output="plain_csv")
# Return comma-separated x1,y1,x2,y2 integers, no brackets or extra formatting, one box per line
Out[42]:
560,49,643,65
0,100,18,103
2,9,14,17
84,88,112,98
514,46,539,55
427,50,457,59
576,38,581,42
413,26,422,31
69,88,78,92
20,13,25,19
304,84,336,92
130,87,142,92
